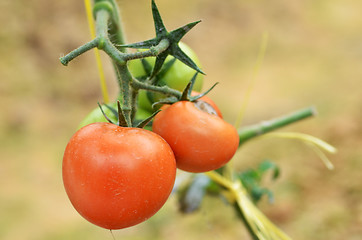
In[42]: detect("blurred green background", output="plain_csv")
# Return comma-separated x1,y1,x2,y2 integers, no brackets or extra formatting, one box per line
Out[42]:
1,0,361,239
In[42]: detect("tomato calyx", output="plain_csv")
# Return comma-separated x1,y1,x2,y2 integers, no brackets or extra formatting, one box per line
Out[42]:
193,100,218,116
120,0,204,79
97,101,157,129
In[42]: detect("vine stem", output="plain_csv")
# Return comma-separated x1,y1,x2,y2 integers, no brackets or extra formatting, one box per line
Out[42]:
223,106,316,186
60,39,99,66
203,171,262,240
238,106,317,146
131,78,182,98
204,171,292,240
60,4,182,126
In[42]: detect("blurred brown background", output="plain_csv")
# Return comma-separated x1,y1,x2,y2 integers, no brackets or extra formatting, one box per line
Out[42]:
1,0,361,239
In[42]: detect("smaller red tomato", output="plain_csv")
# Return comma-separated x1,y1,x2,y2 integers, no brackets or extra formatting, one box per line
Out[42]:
153,100,239,173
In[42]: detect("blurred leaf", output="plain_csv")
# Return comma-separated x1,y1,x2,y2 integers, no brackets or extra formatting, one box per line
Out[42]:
258,160,280,180
237,160,280,204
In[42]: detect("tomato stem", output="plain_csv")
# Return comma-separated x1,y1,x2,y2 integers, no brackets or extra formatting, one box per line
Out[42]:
60,38,99,66
238,106,317,146
132,78,182,99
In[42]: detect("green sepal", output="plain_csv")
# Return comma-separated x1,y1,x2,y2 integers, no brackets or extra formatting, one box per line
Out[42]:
116,101,128,127
151,96,179,108
190,82,219,102
151,0,167,38
141,58,153,76
180,72,198,101
120,0,203,76
157,57,176,79
103,103,118,118
97,102,115,124
168,36,204,75
151,51,168,79
121,38,160,49
135,110,161,129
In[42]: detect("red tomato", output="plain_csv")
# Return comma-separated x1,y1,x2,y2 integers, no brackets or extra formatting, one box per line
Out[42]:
62,122,176,229
152,101,239,173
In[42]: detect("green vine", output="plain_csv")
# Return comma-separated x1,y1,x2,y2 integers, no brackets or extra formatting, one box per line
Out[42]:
60,0,335,239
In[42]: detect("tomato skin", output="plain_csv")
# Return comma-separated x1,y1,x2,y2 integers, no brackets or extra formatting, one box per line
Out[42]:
128,42,204,112
152,101,239,173
63,123,176,229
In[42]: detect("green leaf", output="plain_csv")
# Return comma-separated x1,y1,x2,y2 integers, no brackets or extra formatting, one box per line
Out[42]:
190,82,219,102
258,160,280,180
135,110,160,129
237,160,280,204
251,187,275,204
97,102,115,124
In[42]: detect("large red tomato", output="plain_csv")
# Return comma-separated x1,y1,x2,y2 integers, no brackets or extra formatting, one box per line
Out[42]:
152,100,239,173
62,122,176,229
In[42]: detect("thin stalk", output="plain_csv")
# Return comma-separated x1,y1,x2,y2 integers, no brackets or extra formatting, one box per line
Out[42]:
204,172,260,240
205,171,292,240
130,88,138,122
238,106,317,146
115,64,133,126
102,39,126,65
95,9,109,38
60,39,99,66
60,11,168,67
132,78,182,98
106,0,127,49
233,203,259,240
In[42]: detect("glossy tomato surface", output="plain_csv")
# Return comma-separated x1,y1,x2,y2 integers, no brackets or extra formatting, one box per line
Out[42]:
152,101,239,173
63,123,176,229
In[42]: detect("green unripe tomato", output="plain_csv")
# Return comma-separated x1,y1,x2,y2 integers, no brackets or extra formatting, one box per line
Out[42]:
78,103,153,130
128,42,204,112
